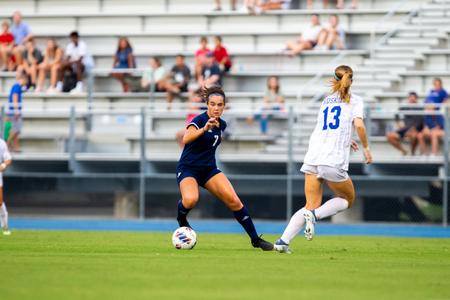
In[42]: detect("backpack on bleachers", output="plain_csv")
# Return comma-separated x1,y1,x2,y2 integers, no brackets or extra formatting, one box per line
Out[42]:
62,68,77,92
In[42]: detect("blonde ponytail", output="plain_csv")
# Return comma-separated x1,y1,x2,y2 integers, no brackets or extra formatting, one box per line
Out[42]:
331,65,353,103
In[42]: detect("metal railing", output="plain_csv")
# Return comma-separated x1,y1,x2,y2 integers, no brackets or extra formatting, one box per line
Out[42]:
1,99,448,226
295,0,422,106
369,0,419,61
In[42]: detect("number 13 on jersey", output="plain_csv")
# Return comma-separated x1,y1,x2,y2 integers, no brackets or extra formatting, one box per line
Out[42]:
322,106,341,130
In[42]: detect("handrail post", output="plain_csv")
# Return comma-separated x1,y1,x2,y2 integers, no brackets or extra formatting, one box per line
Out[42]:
286,106,294,221
68,106,76,172
363,106,372,175
139,107,147,220
148,74,156,136
86,70,94,132
443,106,449,227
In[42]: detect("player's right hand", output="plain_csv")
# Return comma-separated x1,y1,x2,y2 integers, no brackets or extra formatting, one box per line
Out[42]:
204,118,219,132
363,148,373,164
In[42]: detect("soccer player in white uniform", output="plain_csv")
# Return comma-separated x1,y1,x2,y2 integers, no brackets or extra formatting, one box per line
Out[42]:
274,65,372,253
0,138,12,235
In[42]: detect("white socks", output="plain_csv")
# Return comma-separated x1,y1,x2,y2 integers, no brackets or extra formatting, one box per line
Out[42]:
280,198,350,244
0,203,8,229
314,197,349,220
280,207,307,244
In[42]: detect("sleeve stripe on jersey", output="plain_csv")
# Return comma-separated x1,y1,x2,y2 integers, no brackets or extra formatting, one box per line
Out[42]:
187,122,199,129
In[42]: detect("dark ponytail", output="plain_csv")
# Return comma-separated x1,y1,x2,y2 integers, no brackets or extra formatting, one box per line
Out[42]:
202,85,226,104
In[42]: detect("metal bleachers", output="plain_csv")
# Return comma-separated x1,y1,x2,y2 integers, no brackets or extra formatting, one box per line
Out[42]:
1,0,450,164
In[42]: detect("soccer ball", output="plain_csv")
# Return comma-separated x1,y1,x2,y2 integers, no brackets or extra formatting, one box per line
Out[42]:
172,227,197,250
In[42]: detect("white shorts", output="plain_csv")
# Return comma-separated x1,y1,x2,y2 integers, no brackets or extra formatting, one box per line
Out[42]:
0,174,3,187
300,163,349,183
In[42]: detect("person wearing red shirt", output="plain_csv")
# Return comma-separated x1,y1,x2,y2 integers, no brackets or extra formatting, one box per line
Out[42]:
0,21,15,71
194,36,210,80
213,36,232,73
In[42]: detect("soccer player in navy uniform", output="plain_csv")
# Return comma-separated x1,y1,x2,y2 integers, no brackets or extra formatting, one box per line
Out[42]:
176,86,273,251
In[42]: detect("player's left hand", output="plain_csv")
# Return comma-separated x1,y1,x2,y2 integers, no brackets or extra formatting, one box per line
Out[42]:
363,148,373,164
351,140,359,152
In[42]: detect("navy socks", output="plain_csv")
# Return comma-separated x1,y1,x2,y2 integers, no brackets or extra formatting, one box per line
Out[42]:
177,200,191,227
233,206,259,241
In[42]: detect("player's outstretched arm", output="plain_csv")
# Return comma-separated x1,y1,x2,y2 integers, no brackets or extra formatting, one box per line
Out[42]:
354,118,373,164
182,118,219,145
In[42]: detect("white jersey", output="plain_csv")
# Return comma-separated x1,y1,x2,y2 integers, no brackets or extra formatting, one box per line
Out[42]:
0,139,11,187
303,92,364,171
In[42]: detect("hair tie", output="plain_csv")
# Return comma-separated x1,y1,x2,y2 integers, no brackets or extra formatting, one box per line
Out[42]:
334,73,341,81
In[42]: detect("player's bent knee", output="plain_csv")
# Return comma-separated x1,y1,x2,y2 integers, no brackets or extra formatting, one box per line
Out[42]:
182,195,199,208
346,196,355,208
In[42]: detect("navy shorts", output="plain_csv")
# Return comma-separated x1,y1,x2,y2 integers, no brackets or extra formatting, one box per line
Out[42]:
176,165,222,187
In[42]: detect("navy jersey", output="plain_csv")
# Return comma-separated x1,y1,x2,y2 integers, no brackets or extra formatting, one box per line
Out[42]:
178,112,227,168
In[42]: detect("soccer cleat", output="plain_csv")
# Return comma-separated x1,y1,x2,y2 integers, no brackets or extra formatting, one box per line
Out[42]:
303,210,316,241
274,238,291,254
2,226,11,236
251,235,274,251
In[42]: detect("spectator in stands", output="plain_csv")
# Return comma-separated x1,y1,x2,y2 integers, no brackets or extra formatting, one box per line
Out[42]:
213,36,232,74
165,54,191,110
244,0,259,13
417,78,448,156
141,57,167,93
307,0,358,9
386,92,423,156
198,52,222,88
243,0,291,14
111,37,135,92
315,14,345,50
36,38,63,93
194,36,211,80
284,14,322,56
259,0,292,12
10,11,32,67
6,73,27,152
214,0,237,11
58,31,94,94
176,90,204,147
0,21,15,71
247,76,285,135
16,38,43,91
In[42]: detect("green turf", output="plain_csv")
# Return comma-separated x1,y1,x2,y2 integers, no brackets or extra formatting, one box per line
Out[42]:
1,230,449,300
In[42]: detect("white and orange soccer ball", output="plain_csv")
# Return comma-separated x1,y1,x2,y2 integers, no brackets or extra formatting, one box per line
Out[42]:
172,227,197,250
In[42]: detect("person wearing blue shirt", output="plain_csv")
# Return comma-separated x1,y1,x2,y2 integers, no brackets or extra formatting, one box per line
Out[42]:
10,11,32,66
111,37,135,92
418,78,448,156
7,74,27,152
176,86,273,251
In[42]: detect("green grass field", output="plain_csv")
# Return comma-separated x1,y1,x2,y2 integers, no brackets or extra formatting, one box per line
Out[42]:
1,230,449,300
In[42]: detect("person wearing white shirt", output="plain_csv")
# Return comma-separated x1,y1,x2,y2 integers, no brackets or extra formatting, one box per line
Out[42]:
0,139,12,235
57,31,94,94
285,14,323,56
315,14,346,50
141,57,167,91
274,65,372,254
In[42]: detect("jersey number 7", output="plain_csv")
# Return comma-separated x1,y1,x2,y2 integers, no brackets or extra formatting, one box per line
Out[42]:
213,135,219,146
322,106,341,130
